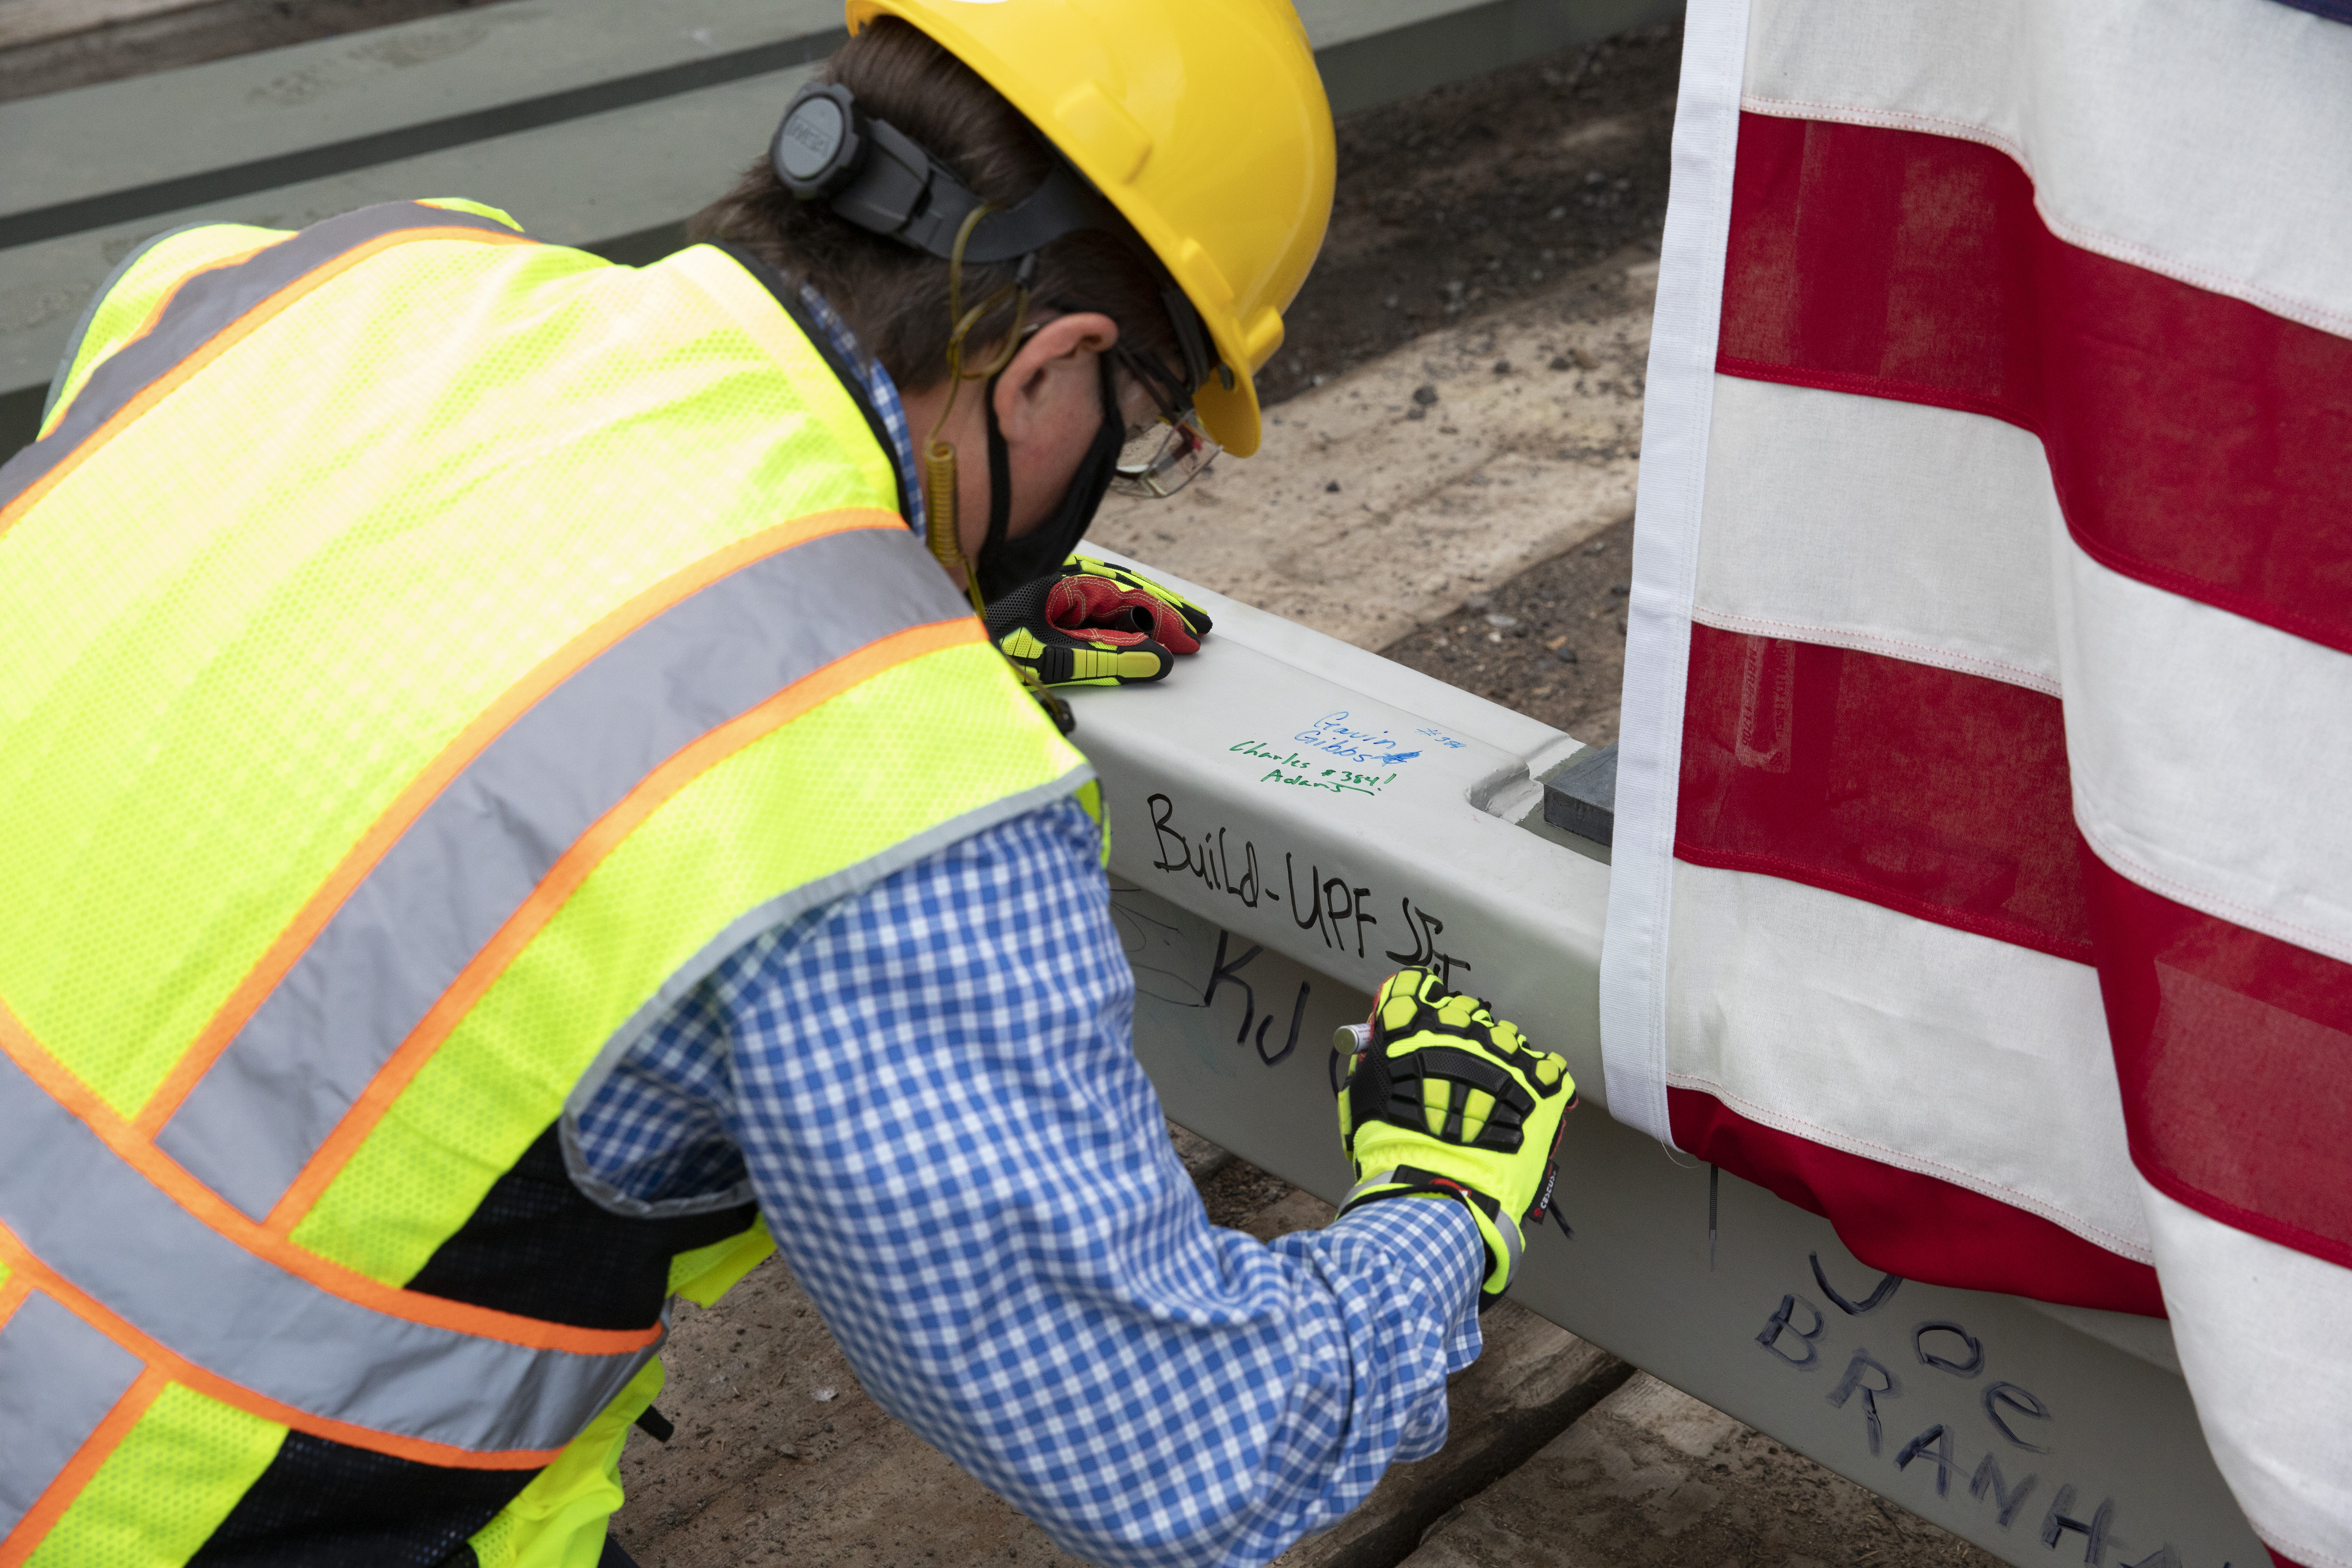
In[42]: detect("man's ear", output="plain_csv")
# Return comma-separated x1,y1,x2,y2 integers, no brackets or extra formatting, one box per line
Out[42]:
991,312,1119,444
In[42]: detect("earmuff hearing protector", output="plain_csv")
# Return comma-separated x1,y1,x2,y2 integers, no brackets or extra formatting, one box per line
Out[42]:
771,82,1105,263
770,80,1214,390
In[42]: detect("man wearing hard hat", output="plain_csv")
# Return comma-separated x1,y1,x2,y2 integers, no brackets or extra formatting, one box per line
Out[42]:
0,3,1574,1565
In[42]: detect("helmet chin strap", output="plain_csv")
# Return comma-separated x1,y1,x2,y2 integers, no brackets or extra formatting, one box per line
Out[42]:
973,354,1124,605
920,210,1031,617
983,369,1013,569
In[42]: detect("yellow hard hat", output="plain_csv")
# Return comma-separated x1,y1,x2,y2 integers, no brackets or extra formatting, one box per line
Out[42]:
843,0,1335,458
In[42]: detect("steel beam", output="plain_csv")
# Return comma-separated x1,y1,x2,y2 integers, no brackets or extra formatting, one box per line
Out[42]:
1072,552,2262,1568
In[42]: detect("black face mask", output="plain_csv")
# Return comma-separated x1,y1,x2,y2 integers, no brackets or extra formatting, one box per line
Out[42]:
973,354,1125,605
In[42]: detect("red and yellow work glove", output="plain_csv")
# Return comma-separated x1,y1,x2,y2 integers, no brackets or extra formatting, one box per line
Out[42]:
1337,969,1576,1303
983,556,1214,687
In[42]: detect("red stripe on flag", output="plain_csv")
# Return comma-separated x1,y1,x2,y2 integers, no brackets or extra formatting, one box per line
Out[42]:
1668,1087,2163,1316
1719,113,2352,658
1674,619,2352,1280
2084,850,2352,1274
1677,623,2090,964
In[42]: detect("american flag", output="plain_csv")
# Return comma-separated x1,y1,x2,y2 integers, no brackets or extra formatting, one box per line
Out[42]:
1604,2,2352,1563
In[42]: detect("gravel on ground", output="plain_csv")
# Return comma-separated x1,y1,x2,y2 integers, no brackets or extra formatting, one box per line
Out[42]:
1086,254,1652,658
1373,513,1634,750
1256,22,1681,410
1400,1374,2006,1568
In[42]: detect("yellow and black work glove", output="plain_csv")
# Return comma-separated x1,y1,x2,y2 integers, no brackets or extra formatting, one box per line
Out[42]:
983,557,1213,688
1337,969,1577,1304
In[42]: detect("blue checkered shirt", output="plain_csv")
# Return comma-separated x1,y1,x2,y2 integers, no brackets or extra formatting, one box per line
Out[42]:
576,295,1485,1566
578,800,1485,1567
793,282,925,543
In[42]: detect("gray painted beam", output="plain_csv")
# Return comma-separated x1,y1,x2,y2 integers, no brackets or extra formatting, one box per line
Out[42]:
1055,566,2260,1568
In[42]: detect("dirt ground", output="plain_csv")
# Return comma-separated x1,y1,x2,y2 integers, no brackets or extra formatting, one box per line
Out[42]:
1378,514,1634,748
1259,22,1681,410
1238,21,1674,750
1402,1374,2002,1568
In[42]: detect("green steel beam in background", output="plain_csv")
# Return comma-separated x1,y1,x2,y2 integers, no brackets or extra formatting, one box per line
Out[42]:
0,0,1678,457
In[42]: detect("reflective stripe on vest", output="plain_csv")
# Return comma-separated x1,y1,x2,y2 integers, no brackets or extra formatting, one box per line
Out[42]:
0,1289,146,1539
1,202,530,530
151,520,961,1224
0,1043,650,1462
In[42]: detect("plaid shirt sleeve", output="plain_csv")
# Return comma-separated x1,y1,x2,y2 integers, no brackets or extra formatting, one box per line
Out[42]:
575,795,1486,1568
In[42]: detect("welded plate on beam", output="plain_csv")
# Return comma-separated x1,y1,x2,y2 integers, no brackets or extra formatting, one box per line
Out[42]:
1079,566,2260,1568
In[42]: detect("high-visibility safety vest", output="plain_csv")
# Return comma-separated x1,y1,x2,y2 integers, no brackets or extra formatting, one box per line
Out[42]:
0,200,1093,1566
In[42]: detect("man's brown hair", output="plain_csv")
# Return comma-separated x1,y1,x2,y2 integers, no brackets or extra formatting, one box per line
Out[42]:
688,17,1179,393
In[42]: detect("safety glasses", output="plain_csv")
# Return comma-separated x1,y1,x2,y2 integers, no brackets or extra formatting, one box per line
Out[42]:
1109,344,1221,499
1112,411,1219,499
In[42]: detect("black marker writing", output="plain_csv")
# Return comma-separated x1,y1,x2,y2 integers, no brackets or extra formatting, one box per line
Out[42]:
1285,853,1331,947
1199,931,1310,1069
1827,1348,1898,1454
2040,1486,2116,1565
1914,1321,1984,1377
1257,983,1309,1067
1202,930,1263,1045
1983,1381,2054,1453
1757,1294,1827,1367
1895,1424,1959,1497
1322,876,1377,958
1812,1252,1903,1315
1384,896,1472,985
1971,1455,2039,1529
1216,827,1262,909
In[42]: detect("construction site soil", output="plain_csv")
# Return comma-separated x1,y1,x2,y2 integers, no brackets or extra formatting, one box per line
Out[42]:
10,9,1999,1567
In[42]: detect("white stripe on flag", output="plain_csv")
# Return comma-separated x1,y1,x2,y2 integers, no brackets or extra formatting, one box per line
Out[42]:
1741,0,2352,341
2140,1179,2352,1568
2055,538,2352,968
1667,860,2149,1259
1694,377,2062,693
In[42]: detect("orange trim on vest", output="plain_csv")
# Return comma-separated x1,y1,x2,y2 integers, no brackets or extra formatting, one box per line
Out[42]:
136,507,906,1137
0,1366,169,1568
266,615,989,1232
0,1227,557,1474
0,226,534,546
0,1002,658,1358
0,1272,28,1328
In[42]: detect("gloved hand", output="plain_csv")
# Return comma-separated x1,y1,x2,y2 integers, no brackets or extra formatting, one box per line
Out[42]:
983,556,1213,687
1336,969,1576,1302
